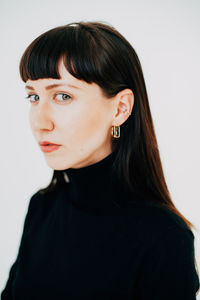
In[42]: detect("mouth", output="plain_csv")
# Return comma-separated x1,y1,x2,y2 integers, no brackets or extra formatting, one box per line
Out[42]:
39,141,61,146
39,144,61,153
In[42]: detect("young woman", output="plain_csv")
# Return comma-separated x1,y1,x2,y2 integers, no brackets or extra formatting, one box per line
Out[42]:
1,21,199,299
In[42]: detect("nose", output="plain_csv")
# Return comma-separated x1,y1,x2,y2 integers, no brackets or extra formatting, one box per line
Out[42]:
30,101,54,132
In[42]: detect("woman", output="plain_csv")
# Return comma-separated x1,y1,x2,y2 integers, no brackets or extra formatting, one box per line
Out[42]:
1,21,199,299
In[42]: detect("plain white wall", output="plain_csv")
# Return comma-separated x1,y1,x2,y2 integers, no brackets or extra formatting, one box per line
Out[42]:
0,0,200,296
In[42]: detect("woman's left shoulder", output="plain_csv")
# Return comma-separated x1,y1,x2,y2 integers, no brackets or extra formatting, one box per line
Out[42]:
124,196,195,241
130,202,200,299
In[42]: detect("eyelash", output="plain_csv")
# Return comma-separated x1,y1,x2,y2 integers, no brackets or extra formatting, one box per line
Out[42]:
25,93,72,103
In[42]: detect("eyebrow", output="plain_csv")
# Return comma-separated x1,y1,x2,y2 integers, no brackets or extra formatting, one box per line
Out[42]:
25,83,80,90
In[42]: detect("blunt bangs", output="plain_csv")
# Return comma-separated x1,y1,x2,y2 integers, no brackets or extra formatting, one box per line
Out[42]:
20,25,92,82
19,22,130,98
20,27,67,81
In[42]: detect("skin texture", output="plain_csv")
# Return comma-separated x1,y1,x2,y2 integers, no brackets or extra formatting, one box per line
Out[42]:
25,59,134,170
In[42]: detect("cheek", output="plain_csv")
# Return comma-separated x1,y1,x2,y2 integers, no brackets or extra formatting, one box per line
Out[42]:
59,104,109,147
29,109,35,132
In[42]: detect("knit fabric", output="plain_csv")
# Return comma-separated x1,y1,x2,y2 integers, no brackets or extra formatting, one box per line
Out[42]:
1,150,199,299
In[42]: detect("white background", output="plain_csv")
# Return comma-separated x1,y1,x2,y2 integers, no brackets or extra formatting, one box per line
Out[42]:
0,0,199,297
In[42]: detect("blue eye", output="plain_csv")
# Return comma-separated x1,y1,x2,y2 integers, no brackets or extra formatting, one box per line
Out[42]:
55,93,71,101
25,94,39,102
25,93,71,104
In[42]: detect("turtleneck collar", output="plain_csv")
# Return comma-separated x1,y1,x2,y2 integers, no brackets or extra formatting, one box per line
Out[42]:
62,150,126,213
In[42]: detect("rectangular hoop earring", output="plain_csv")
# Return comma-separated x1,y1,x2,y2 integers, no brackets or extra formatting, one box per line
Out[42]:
111,126,120,138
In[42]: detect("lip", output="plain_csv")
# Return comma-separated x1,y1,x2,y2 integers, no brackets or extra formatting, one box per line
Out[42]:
40,144,61,153
39,141,61,146
38,141,61,153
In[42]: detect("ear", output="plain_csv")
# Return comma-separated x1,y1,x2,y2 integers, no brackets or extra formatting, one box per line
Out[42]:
111,88,134,127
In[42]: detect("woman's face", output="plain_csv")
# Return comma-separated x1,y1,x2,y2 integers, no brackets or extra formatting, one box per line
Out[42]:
25,59,116,170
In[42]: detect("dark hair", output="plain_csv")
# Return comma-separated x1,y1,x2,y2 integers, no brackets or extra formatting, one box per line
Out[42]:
19,20,199,286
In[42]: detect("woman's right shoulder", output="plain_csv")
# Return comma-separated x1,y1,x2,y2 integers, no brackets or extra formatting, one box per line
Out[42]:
23,188,59,231
27,190,44,209
28,186,59,206
27,186,62,216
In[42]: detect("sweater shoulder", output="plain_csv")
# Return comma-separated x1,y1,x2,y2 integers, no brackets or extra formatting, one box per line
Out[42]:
24,188,58,221
124,196,195,241
27,187,61,209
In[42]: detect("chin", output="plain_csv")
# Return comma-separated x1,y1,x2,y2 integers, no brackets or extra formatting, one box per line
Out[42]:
44,157,72,171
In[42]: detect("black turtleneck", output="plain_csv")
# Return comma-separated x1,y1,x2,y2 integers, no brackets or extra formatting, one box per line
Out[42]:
1,150,199,299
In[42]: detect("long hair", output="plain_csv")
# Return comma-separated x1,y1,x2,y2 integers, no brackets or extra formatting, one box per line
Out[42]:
19,21,199,287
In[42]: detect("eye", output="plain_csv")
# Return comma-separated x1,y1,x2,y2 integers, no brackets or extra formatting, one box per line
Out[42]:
55,93,71,102
25,94,39,102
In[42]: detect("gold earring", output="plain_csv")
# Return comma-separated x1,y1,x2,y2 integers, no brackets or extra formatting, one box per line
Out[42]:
111,125,120,138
